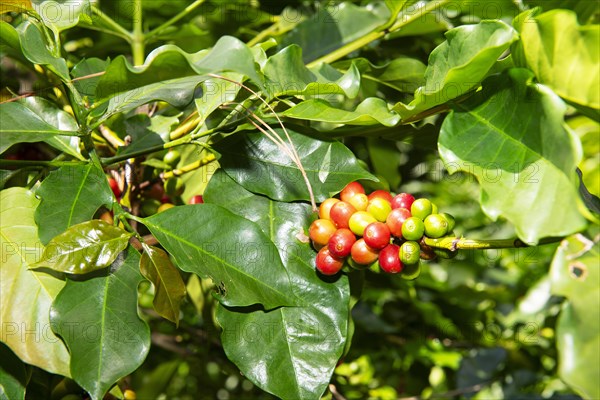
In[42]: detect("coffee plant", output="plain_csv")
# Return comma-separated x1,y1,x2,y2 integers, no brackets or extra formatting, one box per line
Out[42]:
0,1,598,399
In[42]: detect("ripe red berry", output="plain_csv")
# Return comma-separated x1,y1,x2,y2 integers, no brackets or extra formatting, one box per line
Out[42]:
386,207,411,237
330,201,357,229
363,222,391,250
340,181,365,203
328,228,356,258
379,244,403,273
107,177,120,198
309,219,337,247
189,195,204,204
350,239,379,265
391,193,415,210
367,190,393,203
315,247,344,275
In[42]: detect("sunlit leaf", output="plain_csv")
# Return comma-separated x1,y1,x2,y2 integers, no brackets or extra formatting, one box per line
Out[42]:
438,69,586,244
34,220,132,274
0,188,70,376
550,233,600,399
31,0,91,32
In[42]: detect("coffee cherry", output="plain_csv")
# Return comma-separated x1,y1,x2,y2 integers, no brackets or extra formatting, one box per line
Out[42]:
163,150,181,167
340,181,365,203
319,198,340,220
391,193,415,210
107,177,120,198
309,219,337,247
330,201,357,229
350,238,379,265
349,211,377,236
441,213,456,232
411,198,433,220
363,222,391,250
316,247,344,275
399,241,420,265
158,203,175,213
401,217,425,241
400,261,421,280
99,211,113,224
366,197,392,222
379,244,403,273
348,193,369,211
328,229,356,258
424,213,449,238
386,207,411,238
368,190,393,203
164,177,185,197
141,199,161,216
189,195,204,204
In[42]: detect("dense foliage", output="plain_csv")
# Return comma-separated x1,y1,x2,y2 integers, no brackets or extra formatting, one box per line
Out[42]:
0,1,598,399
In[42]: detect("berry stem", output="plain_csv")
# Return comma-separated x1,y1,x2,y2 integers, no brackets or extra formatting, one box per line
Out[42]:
423,236,564,251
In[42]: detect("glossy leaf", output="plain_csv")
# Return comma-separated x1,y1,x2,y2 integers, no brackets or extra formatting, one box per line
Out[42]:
0,101,79,154
0,188,70,376
282,98,400,127
33,220,132,274
438,69,586,244
281,2,386,63
524,0,599,23
143,204,298,309
394,20,518,120
206,171,350,400
513,9,599,116
31,0,91,32
0,341,28,399
71,57,107,103
140,244,187,326
263,45,360,99
19,97,83,160
216,127,376,202
195,72,243,126
35,164,113,244
114,114,178,157
17,21,70,81
50,248,151,400
95,36,261,103
550,233,600,399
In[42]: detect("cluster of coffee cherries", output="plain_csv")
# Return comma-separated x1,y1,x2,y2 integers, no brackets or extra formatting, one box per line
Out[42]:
309,182,456,277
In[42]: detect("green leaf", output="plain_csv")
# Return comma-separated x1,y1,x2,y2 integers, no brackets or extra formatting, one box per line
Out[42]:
18,97,83,160
71,57,107,103
113,114,178,157
195,72,243,126
95,37,261,103
205,171,350,400
140,244,187,326
394,20,518,120
34,220,132,274
0,101,79,154
0,343,29,400
263,45,360,99
31,0,91,32
35,164,113,244
215,127,377,202
513,9,599,117
17,21,69,81
550,233,600,399
438,69,587,244
0,188,70,376
143,204,298,309
281,2,386,63
282,98,400,127
50,248,151,400
524,0,599,23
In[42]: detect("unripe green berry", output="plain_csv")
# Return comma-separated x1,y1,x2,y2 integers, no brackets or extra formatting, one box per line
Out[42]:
411,198,433,220
423,213,449,238
401,217,425,241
